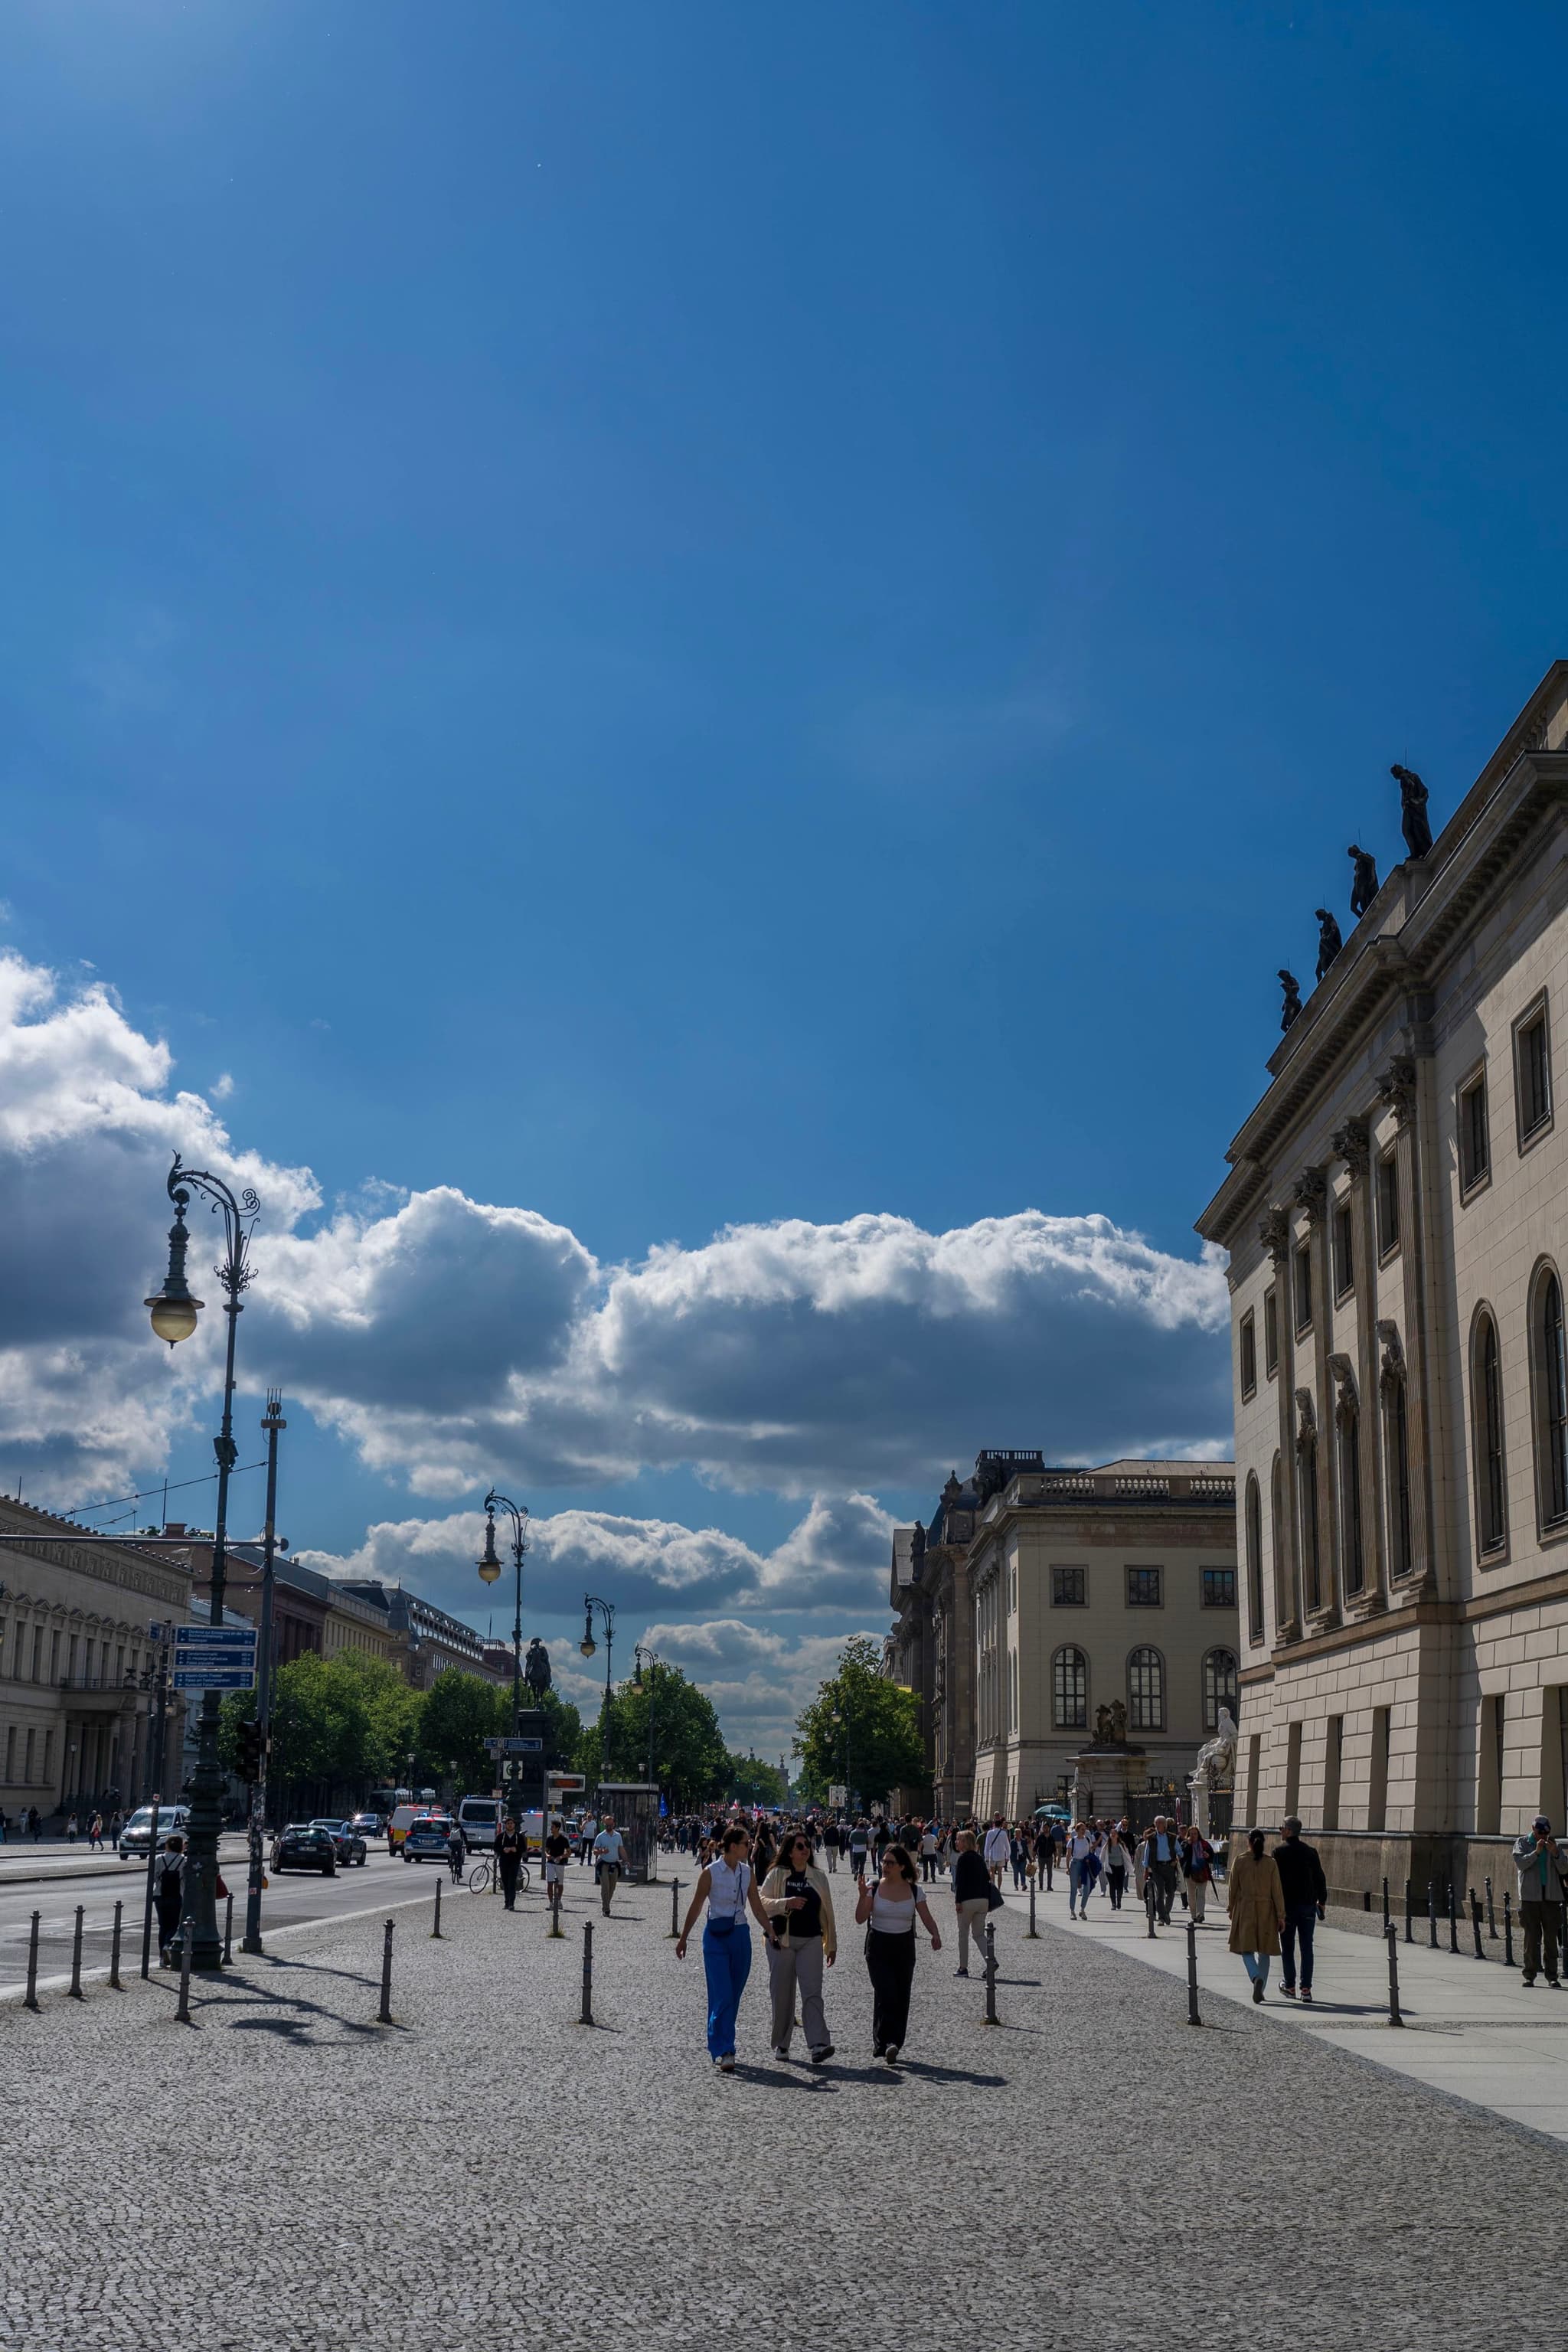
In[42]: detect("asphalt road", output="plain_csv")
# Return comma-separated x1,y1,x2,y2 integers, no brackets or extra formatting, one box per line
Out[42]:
0,1843,461,1995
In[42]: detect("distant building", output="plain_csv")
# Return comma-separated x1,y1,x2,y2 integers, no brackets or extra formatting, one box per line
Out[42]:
333,1579,497,1689
890,1452,1238,1819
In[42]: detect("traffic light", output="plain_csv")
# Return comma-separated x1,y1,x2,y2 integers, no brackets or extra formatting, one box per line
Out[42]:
237,1718,265,1781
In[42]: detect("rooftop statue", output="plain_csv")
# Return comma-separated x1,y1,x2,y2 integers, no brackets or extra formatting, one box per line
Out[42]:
1391,764,1432,859
1348,842,1380,920
1314,907,1343,984
524,1636,552,1697
1279,969,1302,1031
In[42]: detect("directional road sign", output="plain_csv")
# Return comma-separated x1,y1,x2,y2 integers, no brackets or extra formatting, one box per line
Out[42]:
173,1622,257,1692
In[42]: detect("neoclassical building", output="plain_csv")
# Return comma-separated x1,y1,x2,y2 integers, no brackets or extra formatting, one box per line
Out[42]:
890,1452,1238,1818
1197,661,1568,1902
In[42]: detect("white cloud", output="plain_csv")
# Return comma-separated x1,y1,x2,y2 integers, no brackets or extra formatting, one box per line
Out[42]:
210,1073,234,1101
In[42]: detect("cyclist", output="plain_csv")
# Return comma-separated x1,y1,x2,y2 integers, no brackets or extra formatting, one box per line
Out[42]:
496,1813,525,1910
543,1821,570,1915
446,1820,466,1884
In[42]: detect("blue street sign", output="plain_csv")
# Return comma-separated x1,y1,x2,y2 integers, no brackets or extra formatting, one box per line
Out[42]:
173,1667,255,1691
175,1625,256,1649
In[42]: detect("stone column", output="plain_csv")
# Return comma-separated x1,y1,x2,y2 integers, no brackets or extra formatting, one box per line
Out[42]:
1379,1055,1437,1596
1295,1167,1338,1625
1259,1207,1301,1640
1334,1116,1387,1608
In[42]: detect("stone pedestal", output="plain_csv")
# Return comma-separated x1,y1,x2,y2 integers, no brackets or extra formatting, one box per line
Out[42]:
1067,1743,1148,1821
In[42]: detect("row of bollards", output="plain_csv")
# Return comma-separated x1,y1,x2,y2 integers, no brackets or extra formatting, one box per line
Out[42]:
20,1902,129,2014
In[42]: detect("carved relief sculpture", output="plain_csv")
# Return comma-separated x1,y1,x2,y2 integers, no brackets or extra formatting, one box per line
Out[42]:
1377,1057,1416,1125
1331,1116,1370,1178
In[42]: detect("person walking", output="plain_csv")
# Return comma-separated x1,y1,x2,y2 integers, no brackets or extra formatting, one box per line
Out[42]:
495,1814,525,1909
1034,1820,1054,1892
577,1811,597,1867
1102,1825,1132,1911
675,1823,776,2070
1009,1826,1029,1892
951,1828,992,1976
919,1822,939,1883
1181,1825,1217,1928
153,1834,187,1967
87,1812,104,1852
848,1819,870,1879
760,1828,837,2064
982,1814,1010,1886
1142,1817,1180,1924
822,1820,840,1873
1067,1822,1098,1919
855,1841,942,2063
1274,1817,1328,2000
65,1813,79,1845
1227,1828,1285,2003
542,1822,570,1916
593,1816,626,1914
1513,1815,1568,1988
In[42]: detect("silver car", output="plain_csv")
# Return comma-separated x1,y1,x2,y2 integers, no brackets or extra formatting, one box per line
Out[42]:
118,1804,191,1861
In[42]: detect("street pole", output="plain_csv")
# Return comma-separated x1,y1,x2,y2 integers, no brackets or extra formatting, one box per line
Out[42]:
243,1391,285,1956
479,1492,530,1837
581,1596,615,1781
144,1155,260,1971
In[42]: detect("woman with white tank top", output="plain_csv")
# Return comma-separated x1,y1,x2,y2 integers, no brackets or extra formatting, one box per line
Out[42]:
854,1841,942,2065
675,1824,776,2070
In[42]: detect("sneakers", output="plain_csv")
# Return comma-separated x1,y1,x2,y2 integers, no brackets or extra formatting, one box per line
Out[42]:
1280,1984,1297,1999
1300,1988,1314,2004
884,2044,900,2066
717,2054,736,2073
810,2044,835,2066
772,2045,790,2060
954,1965,969,1977
1252,1980,1264,2004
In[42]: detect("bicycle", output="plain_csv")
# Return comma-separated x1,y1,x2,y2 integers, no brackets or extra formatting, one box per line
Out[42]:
468,1855,530,1896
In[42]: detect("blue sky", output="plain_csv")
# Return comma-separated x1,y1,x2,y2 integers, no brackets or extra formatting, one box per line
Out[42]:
3,2,1566,1751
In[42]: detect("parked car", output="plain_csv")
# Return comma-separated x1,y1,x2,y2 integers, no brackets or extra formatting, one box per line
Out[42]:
348,1811,384,1841
309,1818,368,1867
387,1803,432,1854
118,1803,191,1861
402,1815,456,1864
271,1824,338,1876
456,1796,501,1851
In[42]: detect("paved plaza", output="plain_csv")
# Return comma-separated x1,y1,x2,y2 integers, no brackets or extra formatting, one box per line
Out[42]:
6,1866,1568,2352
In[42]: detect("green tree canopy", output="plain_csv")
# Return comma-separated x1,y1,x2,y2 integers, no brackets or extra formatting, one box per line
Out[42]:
416,1667,501,1794
794,1635,926,1806
588,1663,728,1803
724,1753,788,1808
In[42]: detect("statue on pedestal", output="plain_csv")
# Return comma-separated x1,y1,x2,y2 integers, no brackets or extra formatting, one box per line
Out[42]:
1391,765,1432,859
1279,970,1302,1031
1348,843,1380,920
1187,1704,1239,1838
524,1637,553,1697
1315,909,1343,984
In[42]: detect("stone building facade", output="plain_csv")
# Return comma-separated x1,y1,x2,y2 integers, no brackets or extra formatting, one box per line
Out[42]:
0,1498,194,1817
1197,662,1568,1903
891,1452,1237,1819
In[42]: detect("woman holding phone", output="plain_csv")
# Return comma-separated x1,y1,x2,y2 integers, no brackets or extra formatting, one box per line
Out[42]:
854,1841,942,2065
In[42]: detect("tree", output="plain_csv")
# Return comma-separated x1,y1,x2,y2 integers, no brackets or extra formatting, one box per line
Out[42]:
416,1668,501,1795
336,1651,421,1786
724,1753,787,1807
794,1635,926,1806
584,1664,728,1803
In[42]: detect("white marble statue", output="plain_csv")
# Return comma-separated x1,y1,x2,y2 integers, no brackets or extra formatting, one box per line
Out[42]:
1187,1705,1238,1838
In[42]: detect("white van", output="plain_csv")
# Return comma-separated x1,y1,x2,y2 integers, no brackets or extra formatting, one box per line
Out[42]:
456,1797,501,1851
388,1803,430,1854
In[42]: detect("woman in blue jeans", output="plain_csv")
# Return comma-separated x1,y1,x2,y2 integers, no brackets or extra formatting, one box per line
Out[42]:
675,1823,776,2070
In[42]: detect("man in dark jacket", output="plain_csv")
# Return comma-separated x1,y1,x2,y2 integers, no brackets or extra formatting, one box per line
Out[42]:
1274,1817,1328,2002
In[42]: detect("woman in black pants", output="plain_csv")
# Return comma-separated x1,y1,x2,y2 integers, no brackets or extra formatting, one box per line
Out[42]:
854,1843,942,2065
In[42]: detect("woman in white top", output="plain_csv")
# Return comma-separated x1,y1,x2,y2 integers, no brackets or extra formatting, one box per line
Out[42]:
675,1824,776,2071
854,1842,942,2065
1067,1823,1099,1919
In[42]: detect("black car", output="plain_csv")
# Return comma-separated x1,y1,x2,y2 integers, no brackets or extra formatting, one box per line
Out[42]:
271,1824,337,1876
310,1818,368,1867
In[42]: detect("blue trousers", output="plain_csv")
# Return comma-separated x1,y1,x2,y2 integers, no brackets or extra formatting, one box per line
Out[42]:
1281,1902,1317,1991
702,1922,753,2060
1069,1859,1094,1913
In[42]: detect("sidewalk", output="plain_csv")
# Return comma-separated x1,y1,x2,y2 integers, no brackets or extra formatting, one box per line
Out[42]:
997,1866,1568,2142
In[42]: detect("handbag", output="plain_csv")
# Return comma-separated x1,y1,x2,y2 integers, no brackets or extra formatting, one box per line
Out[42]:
985,1880,1005,1912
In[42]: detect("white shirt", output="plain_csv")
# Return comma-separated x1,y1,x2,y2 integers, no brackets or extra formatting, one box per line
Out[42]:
982,1827,1010,1866
869,1884,920,1933
707,1857,751,1922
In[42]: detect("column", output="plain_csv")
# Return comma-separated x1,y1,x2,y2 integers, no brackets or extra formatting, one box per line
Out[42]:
1334,1116,1387,1608
1295,1166,1338,1625
1259,1207,1301,1640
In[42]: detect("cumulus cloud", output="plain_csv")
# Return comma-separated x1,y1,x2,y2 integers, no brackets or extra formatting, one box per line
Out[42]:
0,948,1231,1508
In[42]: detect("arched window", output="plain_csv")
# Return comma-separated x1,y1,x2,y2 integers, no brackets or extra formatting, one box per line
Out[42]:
1128,1645,1165,1733
1270,1452,1286,1625
1203,1647,1239,1732
1472,1307,1507,1557
1052,1645,1087,1731
1537,1269,1568,1530
1335,1376,1364,1597
1244,1472,1264,1645
1296,1400,1321,1612
1380,1328,1413,1576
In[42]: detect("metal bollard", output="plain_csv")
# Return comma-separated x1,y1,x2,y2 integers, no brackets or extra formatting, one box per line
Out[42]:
1447,1882,1459,1955
1486,1875,1497,1939
432,1880,443,1939
1427,1878,1438,1949
1504,1889,1516,1968
378,1919,394,2024
1404,1877,1413,1945
1470,1892,1484,1959
1381,1875,1390,1934
1385,1922,1403,2027
23,1909,41,2011
549,1881,564,1939
580,1921,594,2025
667,1879,681,1939
1145,1880,1158,1939
223,1892,234,1967
68,1904,86,1999
982,1923,999,2024
175,1920,194,2024
109,1900,124,1991
1027,1880,1039,1939
1185,1916,1200,2027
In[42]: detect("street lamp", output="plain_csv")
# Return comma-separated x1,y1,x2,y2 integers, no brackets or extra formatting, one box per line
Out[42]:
143,1152,260,1972
477,1489,529,1749
632,1645,666,1793
580,1594,615,1772
243,1389,286,1958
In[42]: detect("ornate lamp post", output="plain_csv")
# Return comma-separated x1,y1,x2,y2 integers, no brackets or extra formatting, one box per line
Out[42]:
477,1491,528,1746
580,1594,615,1774
143,1153,260,1971
632,1645,666,1793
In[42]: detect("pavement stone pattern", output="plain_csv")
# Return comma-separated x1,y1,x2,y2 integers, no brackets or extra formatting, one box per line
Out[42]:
5,1867,1566,2351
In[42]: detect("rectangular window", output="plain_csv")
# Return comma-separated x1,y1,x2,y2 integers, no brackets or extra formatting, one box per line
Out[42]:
1322,1713,1344,1832
1517,1000,1553,1145
1459,1070,1491,1194
1244,1732,1261,1826
1332,1200,1354,1301
1284,1720,1303,1821
1201,1566,1236,1609
1376,1150,1400,1258
24,1727,35,1784
48,1632,60,1683
30,1627,41,1680
1263,1286,1279,1377
1239,1309,1257,1400
1477,1691,1504,1837
1369,1707,1392,1834
1125,1566,1163,1608
1050,1565,1086,1606
67,1635,79,1682
3,1724,13,1783
1293,1241,1312,1336
42,1730,53,1783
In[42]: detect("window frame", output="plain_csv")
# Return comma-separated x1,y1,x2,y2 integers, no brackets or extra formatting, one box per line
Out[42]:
1200,1566,1236,1610
1293,1240,1313,1338
1514,993,1554,1153
1376,1148,1401,1261
1263,1285,1279,1379
1124,1564,1164,1609
1201,1646,1239,1733
1331,1197,1354,1302
1050,1564,1086,1608
1051,1644,1088,1732
1338,1397,1364,1598
1127,1645,1166,1734
1239,1308,1257,1402
1244,1472,1264,1647
1532,1262,1568,1537
1385,1371,1413,1576
1457,1063,1491,1200
1472,1304,1508,1562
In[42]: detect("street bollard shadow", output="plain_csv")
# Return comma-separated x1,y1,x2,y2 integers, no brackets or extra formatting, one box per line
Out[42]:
897,2059,1008,2087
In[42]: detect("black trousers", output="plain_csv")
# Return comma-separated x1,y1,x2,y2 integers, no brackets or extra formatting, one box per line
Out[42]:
155,1899,183,1956
865,1932,916,2052
499,1863,521,1909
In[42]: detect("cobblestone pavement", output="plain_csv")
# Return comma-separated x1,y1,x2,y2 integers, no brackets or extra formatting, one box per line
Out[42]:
5,1872,1566,2352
